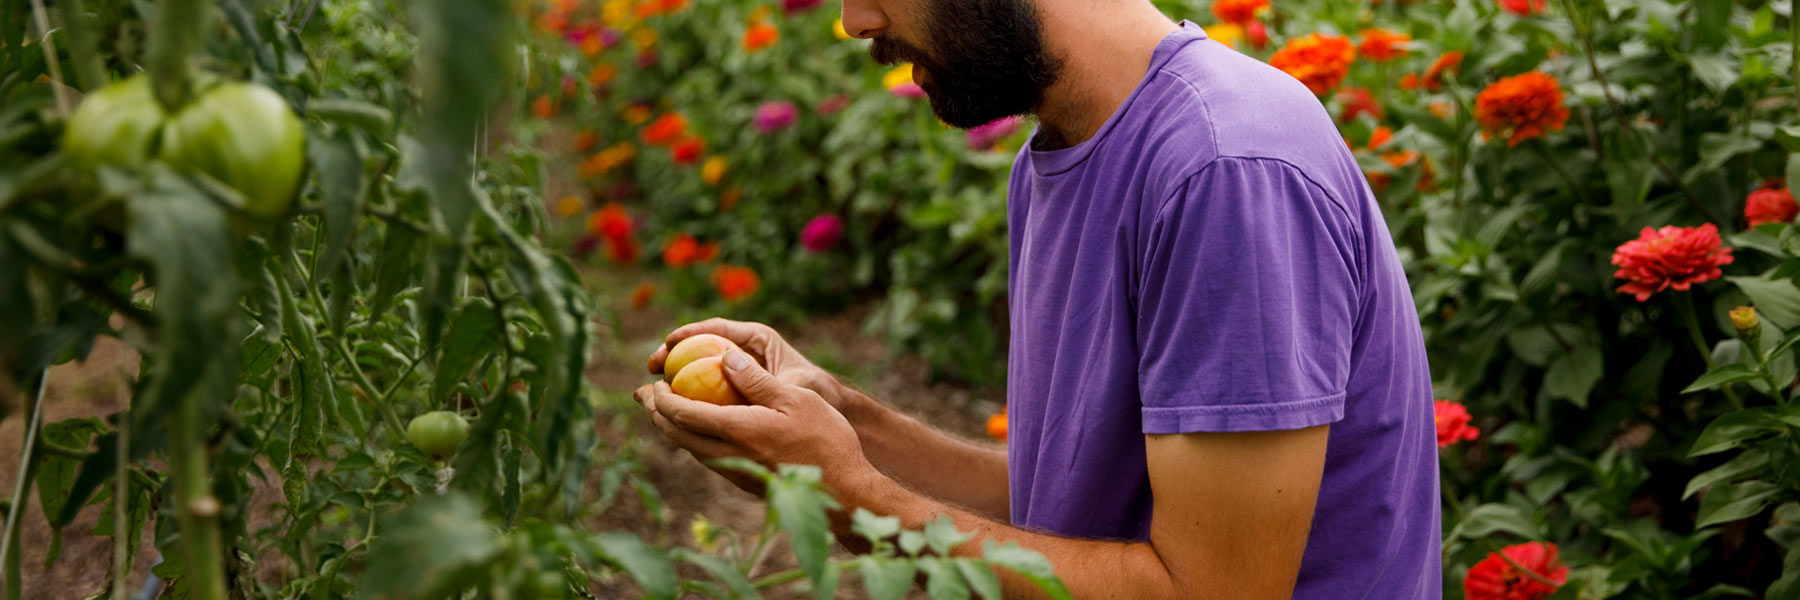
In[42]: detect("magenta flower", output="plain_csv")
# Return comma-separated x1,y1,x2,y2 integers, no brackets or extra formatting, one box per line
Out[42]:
967,115,1022,150
782,0,823,13
799,214,844,252
754,101,799,134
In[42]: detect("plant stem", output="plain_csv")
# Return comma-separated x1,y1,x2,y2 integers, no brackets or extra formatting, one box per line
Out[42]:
169,366,227,600
1531,142,1592,205
1677,294,1747,410
26,0,71,115
54,0,106,91
145,0,209,111
0,370,47,600
113,414,129,600
750,568,807,590
1793,0,1799,117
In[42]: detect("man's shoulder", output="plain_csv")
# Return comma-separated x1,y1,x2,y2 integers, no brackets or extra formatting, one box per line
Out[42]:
1139,40,1345,176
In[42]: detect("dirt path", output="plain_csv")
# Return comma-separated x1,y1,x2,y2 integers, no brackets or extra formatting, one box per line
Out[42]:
1,265,1004,599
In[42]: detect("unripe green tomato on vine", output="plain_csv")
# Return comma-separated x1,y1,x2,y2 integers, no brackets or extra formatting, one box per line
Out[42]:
159,82,306,217
61,75,306,218
406,411,470,462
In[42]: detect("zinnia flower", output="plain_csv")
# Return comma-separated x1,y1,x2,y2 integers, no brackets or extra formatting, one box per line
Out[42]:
1407,51,1464,92
662,234,719,267
1335,87,1382,122
1745,182,1797,227
1368,125,1394,149
754,100,799,133
1357,28,1410,62
589,64,617,88
1210,0,1268,24
587,202,634,239
782,0,822,13
1433,400,1479,447
884,64,926,98
554,195,584,217
630,283,657,308
1474,71,1568,147
799,214,844,252
670,136,704,165
816,94,850,114
712,265,760,302
701,156,728,186
606,235,641,265
572,131,598,153
967,115,1023,150
531,95,556,119
641,112,688,146
579,142,637,178
1268,33,1355,95
1611,224,1734,302
1498,0,1547,16
832,19,852,40
986,410,1007,441
1246,20,1269,50
743,22,779,52
1464,542,1569,600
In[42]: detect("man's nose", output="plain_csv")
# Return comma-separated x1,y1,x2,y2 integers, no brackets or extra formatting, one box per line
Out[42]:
840,0,887,40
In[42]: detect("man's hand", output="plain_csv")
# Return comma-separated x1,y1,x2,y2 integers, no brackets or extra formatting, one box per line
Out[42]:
634,348,877,495
647,318,850,411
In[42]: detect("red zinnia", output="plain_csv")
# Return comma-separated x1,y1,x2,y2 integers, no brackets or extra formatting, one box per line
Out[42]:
712,265,760,302
743,22,779,52
1464,542,1570,600
629,282,657,308
1210,0,1268,25
587,202,633,240
1745,182,1797,227
1611,224,1734,302
670,136,704,165
1498,0,1547,16
1368,125,1394,149
1433,400,1479,447
1268,33,1355,95
1357,29,1410,62
605,234,640,265
1246,20,1269,50
1474,71,1568,147
641,112,689,146
1336,87,1383,122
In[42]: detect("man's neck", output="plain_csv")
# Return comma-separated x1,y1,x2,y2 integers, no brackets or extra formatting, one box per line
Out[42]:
1031,4,1181,150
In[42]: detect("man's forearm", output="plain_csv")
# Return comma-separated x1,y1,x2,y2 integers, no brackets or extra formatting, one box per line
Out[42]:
832,382,1011,520
834,468,1179,600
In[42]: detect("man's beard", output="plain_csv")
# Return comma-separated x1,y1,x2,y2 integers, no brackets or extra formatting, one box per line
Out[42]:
868,0,1061,128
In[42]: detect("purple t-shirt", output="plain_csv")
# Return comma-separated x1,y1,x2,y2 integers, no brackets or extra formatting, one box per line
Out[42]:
1004,23,1440,598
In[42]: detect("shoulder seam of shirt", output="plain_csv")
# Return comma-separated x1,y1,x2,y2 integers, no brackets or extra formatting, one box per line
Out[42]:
1150,155,1367,303
1155,66,1221,167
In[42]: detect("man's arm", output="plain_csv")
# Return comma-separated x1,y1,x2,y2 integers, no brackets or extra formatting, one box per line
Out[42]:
646,318,1010,518
644,354,1328,599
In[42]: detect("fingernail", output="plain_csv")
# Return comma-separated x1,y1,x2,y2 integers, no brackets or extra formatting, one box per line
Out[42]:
723,349,750,371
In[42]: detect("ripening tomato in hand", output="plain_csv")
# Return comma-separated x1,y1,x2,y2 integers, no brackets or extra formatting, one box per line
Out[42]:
670,356,746,406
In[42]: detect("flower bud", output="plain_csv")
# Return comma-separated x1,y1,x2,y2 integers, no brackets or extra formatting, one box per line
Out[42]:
1730,306,1759,335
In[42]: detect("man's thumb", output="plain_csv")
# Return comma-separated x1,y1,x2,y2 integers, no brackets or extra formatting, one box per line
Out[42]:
721,349,783,407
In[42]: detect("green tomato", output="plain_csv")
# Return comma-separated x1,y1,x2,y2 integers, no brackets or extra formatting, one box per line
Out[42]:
160,82,306,217
61,75,165,170
406,410,470,461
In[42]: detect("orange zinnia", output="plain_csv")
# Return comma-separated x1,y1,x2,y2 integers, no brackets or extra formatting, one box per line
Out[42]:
1473,71,1568,147
572,131,598,153
641,112,688,146
662,234,718,267
743,22,779,52
589,63,617,88
1357,28,1409,62
1418,51,1463,92
711,265,760,302
1268,33,1355,95
629,282,657,308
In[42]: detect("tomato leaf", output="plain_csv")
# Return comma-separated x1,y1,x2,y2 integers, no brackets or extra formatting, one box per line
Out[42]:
920,557,972,600
356,493,501,600
592,532,678,600
857,556,917,600
768,465,838,594
980,541,1071,600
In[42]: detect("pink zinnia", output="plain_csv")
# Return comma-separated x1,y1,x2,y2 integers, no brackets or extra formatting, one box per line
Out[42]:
1610,224,1734,302
799,214,844,252
967,115,1022,150
754,101,799,134
781,0,823,13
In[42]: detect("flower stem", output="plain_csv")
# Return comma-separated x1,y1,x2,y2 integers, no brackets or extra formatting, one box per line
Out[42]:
0,370,47,600
1678,294,1746,410
1793,0,1799,116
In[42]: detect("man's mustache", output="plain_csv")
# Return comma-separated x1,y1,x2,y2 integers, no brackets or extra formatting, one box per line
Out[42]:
869,37,933,69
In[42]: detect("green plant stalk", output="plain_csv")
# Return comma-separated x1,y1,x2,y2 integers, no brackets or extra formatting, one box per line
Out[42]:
169,379,227,600
1677,294,1747,410
145,0,209,111
291,248,407,436
112,411,130,600
0,370,47,600
54,0,106,91
1793,0,1798,116
1737,331,1787,401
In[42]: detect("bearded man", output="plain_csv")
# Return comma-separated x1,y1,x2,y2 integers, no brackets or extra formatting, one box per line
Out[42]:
634,0,1440,596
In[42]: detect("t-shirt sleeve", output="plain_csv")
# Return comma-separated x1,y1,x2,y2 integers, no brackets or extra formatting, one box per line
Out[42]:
1137,157,1361,434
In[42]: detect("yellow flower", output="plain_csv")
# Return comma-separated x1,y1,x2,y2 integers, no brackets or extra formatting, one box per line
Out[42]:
554,195,584,217
832,18,851,41
882,64,914,90
701,156,728,186
689,514,722,553
604,0,633,25
602,0,635,26
632,28,658,52
1203,23,1245,50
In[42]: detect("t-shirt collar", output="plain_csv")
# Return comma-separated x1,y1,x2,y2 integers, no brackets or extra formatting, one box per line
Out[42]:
1025,20,1208,177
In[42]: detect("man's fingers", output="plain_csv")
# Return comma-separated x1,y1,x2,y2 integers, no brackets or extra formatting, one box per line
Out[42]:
647,343,669,375
648,410,739,459
720,349,800,410
633,383,657,412
655,381,753,438
665,318,774,362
